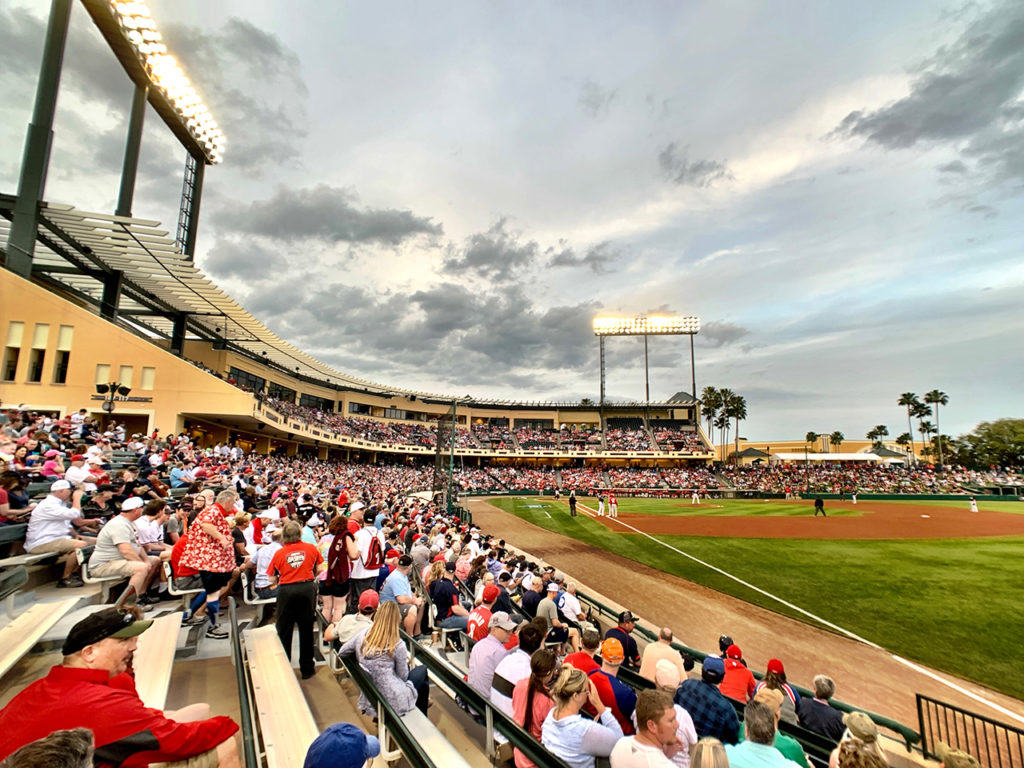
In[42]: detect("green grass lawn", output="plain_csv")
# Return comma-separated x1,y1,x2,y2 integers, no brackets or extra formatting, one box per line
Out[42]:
490,497,1024,700
572,496,864,517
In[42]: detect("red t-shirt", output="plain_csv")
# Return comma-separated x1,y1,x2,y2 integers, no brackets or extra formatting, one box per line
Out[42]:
466,605,492,642
563,651,600,675
269,542,323,584
0,665,237,767
170,534,198,577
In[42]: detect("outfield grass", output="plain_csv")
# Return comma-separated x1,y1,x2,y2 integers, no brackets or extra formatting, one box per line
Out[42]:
490,497,1024,700
580,497,863,517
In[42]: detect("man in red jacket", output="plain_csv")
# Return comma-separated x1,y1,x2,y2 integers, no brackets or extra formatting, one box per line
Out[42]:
0,607,239,767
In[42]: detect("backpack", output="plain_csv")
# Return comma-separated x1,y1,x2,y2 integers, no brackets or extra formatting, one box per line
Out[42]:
326,530,354,585
362,528,385,570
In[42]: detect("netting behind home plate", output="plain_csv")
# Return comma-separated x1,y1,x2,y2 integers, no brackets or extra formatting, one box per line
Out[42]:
432,401,457,514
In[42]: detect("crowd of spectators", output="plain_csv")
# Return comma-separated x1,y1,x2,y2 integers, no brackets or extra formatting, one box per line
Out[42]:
515,427,560,450
719,463,1020,494
473,423,514,449
652,426,705,452
560,467,604,492
605,428,652,451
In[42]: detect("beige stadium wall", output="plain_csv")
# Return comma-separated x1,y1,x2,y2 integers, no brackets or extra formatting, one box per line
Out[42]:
0,269,254,435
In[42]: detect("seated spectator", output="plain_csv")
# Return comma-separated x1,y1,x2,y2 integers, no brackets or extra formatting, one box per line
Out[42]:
691,738,729,768
755,659,801,726
379,555,423,637
564,628,602,675
327,589,378,644
798,675,845,742
303,722,381,768
512,649,558,768
538,583,581,652
520,578,544,619
468,584,500,642
135,499,171,556
639,627,688,685
605,611,641,669
428,563,469,646
639,660,698,768
932,742,980,768
828,712,884,768
611,688,681,768
835,737,889,768
339,601,429,716
720,644,756,702
27,480,93,588
0,607,239,766
674,657,739,745
468,611,516,697
491,620,547,733
726,700,801,768
541,664,623,768
0,727,93,768
741,688,810,768
88,497,161,604
589,638,637,735
0,471,33,522
251,527,283,600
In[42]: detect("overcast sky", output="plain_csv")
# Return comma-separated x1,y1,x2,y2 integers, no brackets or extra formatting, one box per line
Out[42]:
2,1,1022,440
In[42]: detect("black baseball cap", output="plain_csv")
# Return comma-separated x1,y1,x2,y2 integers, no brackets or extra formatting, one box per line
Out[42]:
62,608,153,655
618,611,635,624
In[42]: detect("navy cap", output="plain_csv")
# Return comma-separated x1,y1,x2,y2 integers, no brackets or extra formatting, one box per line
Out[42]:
702,656,726,683
303,723,380,768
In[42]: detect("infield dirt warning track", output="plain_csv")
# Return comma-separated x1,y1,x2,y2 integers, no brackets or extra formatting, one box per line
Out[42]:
591,499,1024,539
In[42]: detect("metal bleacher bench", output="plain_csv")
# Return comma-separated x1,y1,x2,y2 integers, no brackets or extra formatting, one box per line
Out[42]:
132,611,182,710
161,561,202,609
0,595,79,678
246,625,319,768
76,546,126,602
0,524,58,569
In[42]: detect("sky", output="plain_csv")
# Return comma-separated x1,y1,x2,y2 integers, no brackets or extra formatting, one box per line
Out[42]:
2,1,1022,441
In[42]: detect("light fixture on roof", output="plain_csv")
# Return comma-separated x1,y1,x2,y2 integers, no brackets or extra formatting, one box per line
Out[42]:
109,1,226,164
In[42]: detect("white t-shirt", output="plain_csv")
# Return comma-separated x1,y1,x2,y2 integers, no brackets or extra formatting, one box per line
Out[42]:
610,736,676,768
134,516,164,547
350,525,380,579
25,495,79,551
558,590,584,620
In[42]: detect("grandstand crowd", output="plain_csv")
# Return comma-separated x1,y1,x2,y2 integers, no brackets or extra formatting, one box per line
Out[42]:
0,402,1002,768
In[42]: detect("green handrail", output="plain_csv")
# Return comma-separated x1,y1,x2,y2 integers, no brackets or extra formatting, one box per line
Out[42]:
399,629,572,768
575,589,919,750
227,598,260,768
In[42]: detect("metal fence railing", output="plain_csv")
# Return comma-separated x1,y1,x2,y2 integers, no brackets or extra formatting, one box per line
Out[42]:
917,693,1024,768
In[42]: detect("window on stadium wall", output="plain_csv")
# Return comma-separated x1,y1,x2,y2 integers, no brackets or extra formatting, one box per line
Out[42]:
229,367,266,393
349,402,371,415
514,419,554,429
300,393,334,411
267,382,296,403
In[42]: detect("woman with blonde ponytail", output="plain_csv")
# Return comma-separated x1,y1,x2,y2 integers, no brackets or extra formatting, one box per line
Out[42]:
540,664,623,768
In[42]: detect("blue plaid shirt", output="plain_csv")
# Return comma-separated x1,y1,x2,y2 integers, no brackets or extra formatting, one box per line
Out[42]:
675,678,740,744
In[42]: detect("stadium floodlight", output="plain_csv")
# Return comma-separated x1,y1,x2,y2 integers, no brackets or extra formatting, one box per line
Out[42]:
593,315,700,336
592,315,700,423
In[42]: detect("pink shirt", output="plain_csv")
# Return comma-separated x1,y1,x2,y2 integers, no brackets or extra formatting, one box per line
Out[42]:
511,677,553,768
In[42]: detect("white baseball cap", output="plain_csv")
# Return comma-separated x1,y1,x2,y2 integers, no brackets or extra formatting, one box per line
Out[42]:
121,497,144,511
50,479,71,492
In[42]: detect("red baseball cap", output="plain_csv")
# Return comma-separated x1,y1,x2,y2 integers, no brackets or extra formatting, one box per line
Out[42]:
358,590,379,612
482,584,500,602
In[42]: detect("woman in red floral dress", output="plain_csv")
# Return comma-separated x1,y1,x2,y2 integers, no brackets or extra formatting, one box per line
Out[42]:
181,489,238,639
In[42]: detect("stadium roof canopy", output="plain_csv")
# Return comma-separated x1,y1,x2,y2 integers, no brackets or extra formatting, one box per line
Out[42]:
0,196,693,409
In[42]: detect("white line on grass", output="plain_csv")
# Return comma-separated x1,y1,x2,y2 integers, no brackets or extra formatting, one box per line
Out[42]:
570,500,1024,724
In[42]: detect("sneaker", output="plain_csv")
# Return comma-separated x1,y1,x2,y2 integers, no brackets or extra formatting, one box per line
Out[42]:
57,575,84,588
184,613,208,626
138,602,154,613
205,625,229,639
137,595,158,606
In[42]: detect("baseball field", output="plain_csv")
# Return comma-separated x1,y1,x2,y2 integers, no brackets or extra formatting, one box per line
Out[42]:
487,495,1024,700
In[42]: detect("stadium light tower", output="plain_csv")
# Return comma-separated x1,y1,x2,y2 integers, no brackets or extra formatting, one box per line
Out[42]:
592,315,700,424
7,0,226,279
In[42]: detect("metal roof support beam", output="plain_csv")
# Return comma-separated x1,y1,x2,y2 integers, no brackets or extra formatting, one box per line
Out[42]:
7,0,72,278
115,83,148,218
177,152,204,259
169,313,186,357
100,270,124,321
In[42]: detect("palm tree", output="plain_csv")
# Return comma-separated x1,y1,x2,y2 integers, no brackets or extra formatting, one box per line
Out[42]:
700,386,722,446
805,431,819,451
717,388,735,460
911,402,932,457
725,393,747,464
866,425,888,448
924,390,950,466
897,393,920,463
713,413,730,463
895,432,913,462
830,431,844,452
919,421,935,456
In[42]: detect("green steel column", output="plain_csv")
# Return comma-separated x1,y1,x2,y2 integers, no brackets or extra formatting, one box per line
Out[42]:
183,156,205,258
115,83,148,218
8,0,73,277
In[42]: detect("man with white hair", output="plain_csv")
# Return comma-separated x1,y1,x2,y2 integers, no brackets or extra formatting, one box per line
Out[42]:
25,479,91,587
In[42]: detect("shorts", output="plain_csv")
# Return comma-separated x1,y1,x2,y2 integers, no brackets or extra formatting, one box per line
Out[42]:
92,559,147,579
546,626,569,643
199,570,231,593
174,575,203,591
28,538,79,555
397,602,416,619
319,580,349,598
